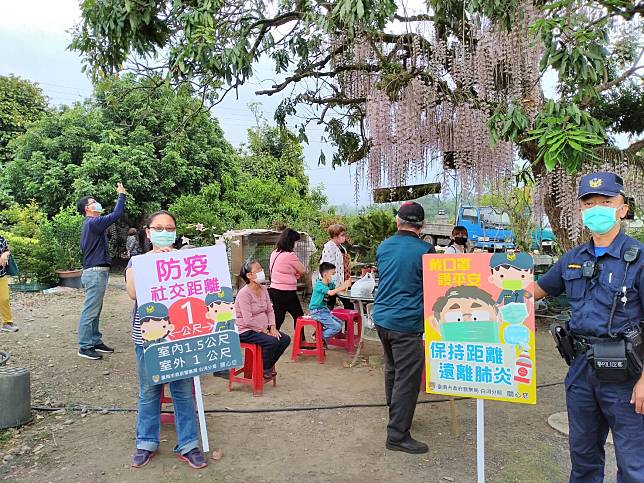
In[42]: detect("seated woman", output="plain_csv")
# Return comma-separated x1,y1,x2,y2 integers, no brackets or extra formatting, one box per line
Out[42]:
444,225,469,254
125,210,207,469
236,260,291,381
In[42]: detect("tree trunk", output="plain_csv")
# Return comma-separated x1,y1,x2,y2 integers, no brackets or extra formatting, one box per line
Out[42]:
525,143,578,253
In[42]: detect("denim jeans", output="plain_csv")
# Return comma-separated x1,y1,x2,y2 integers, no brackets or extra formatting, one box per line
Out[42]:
309,308,343,339
78,270,109,349
134,345,199,455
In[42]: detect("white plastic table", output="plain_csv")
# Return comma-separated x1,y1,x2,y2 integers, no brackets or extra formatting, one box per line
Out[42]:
337,291,377,367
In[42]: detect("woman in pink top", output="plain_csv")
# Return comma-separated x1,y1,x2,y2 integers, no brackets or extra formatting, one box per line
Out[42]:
236,260,291,380
268,228,307,331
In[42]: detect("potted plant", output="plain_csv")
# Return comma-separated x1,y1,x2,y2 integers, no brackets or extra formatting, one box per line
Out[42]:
48,208,84,288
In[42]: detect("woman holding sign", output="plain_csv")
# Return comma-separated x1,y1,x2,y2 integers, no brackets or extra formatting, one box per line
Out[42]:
125,211,207,470
237,260,291,380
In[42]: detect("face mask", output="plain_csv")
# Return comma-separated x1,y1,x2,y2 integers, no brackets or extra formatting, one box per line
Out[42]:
500,303,528,324
501,279,523,291
92,202,104,213
254,270,266,284
582,205,618,234
454,237,468,246
440,321,500,343
150,230,176,248
216,310,233,322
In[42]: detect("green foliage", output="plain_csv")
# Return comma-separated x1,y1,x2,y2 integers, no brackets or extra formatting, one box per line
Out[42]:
0,75,47,162
487,102,530,148
171,125,328,246
0,232,55,285
522,100,605,172
241,126,309,188
46,207,84,270
346,209,397,262
2,74,237,222
0,201,47,238
0,203,83,282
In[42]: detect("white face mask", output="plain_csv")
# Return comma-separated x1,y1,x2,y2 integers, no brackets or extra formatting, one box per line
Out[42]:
254,270,266,284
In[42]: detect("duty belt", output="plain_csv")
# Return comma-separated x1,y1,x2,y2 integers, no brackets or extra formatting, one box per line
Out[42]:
571,333,614,355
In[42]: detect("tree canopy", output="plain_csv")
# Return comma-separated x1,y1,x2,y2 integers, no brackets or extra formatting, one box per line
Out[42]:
0,75,47,163
2,74,237,221
71,0,644,246
170,124,328,240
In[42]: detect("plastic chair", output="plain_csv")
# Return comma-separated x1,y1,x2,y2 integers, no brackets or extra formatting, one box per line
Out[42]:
291,316,325,363
328,309,362,353
228,342,276,397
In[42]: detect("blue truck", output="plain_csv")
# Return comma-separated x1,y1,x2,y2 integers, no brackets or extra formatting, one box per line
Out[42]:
420,206,555,251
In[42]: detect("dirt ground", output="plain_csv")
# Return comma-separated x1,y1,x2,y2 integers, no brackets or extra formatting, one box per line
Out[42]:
0,278,618,483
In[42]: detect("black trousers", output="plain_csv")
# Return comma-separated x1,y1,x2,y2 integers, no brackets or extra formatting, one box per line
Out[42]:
376,325,424,443
239,330,291,372
267,288,304,331
326,294,354,310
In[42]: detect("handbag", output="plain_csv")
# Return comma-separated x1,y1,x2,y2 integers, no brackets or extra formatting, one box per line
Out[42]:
6,254,19,277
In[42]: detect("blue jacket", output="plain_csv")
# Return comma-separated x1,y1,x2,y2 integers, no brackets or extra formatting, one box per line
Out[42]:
538,231,644,337
372,230,435,333
80,194,126,269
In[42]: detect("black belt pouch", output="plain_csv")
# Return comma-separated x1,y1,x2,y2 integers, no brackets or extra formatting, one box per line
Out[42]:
589,339,629,383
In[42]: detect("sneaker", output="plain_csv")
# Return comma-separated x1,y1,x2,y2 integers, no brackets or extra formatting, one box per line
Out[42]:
94,342,114,353
78,348,102,360
1,323,18,332
131,449,155,468
178,448,208,469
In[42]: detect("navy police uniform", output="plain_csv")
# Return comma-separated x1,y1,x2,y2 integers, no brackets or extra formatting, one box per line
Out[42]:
538,172,644,482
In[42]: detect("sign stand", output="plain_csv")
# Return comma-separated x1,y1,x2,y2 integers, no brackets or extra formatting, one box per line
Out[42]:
193,376,210,453
476,399,485,483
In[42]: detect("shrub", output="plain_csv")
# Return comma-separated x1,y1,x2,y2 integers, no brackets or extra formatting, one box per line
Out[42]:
0,232,56,285
47,207,84,270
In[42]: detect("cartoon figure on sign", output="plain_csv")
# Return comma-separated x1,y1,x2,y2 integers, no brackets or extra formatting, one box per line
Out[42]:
205,287,235,332
488,252,533,350
138,302,174,344
431,286,501,343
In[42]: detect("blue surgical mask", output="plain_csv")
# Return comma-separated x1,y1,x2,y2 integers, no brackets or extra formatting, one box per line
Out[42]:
440,321,500,343
500,303,528,324
150,230,176,248
92,202,104,213
582,205,617,234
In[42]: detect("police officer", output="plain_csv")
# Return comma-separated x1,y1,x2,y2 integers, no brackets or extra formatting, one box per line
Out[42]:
489,252,533,305
535,172,644,482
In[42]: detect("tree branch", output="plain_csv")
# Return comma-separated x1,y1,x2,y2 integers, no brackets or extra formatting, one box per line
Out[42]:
626,138,644,156
581,48,644,106
393,13,434,22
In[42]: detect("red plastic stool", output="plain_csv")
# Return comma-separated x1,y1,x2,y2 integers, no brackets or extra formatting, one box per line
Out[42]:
228,342,276,397
328,309,362,353
291,317,325,363
160,382,196,424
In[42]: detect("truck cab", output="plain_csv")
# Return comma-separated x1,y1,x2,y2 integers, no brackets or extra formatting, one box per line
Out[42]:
458,206,514,251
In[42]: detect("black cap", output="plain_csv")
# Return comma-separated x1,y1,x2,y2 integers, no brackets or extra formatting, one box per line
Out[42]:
397,201,425,223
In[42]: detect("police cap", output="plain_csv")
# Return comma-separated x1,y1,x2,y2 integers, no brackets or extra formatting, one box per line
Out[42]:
490,252,533,270
578,172,626,199
137,302,168,320
205,286,234,306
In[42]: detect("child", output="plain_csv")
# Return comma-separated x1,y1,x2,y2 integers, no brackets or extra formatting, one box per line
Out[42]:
309,262,351,344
